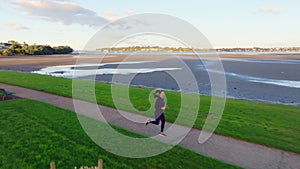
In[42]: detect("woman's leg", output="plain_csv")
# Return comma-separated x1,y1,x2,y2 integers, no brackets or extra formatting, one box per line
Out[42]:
149,117,160,125
160,113,165,132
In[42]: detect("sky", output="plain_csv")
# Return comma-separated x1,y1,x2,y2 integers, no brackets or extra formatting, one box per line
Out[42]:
0,0,299,50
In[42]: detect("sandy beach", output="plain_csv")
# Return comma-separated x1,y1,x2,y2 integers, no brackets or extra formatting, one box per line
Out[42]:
1,53,300,70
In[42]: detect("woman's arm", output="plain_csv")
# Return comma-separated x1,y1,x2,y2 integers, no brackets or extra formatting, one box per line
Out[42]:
161,104,167,110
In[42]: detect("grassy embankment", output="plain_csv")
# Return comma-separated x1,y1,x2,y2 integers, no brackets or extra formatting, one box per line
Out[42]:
0,98,240,168
0,70,299,154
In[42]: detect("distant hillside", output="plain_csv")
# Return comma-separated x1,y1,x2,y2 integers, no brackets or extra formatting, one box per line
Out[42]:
0,40,73,56
97,46,300,53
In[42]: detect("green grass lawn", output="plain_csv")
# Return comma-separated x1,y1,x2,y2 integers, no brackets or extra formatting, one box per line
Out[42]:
0,70,300,154
0,99,240,169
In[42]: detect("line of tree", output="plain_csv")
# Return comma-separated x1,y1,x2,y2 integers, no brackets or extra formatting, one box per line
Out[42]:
97,46,300,53
97,46,197,52
0,40,73,56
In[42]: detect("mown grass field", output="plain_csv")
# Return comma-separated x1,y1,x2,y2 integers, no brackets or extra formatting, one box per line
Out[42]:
0,99,240,169
0,70,300,154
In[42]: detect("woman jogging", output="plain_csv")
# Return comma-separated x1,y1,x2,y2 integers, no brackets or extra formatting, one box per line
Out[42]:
146,90,167,136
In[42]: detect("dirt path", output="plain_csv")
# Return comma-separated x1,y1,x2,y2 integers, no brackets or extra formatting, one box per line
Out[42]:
1,83,299,169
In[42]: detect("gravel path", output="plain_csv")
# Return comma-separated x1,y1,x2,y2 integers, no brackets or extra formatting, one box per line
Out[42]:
1,83,299,169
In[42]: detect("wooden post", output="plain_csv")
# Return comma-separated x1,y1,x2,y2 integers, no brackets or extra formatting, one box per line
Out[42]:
50,162,56,169
98,159,103,169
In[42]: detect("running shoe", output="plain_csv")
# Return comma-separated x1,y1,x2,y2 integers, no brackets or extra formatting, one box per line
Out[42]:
159,132,167,136
145,119,151,126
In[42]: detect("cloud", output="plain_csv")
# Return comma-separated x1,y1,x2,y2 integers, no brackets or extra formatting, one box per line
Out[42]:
106,17,119,22
100,9,136,23
101,10,135,22
103,17,149,31
5,23,29,30
13,0,109,27
123,10,135,15
101,10,118,22
101,10,117,17
258,7,284,14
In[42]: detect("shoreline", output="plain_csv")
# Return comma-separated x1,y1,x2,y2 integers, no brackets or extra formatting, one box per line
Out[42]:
0,53,300,67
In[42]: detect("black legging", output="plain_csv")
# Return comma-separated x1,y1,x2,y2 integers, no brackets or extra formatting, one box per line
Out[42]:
150,113,165,132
